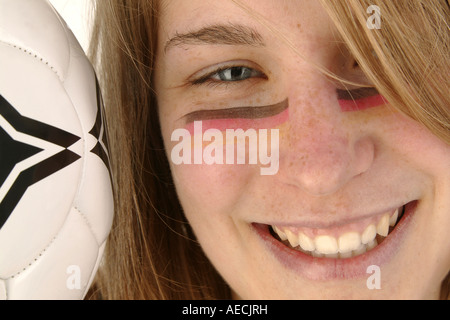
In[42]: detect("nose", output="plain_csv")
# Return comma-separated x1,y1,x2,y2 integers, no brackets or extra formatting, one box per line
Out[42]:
279,89,375,196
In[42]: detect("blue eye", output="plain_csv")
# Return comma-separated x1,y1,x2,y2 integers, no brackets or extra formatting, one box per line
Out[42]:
212,66,256,81
192,65,266,85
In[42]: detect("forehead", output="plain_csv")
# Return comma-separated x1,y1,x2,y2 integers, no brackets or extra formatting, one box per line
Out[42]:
158,0,335,45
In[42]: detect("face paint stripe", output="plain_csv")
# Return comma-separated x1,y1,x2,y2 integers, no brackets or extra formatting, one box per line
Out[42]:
337,87,379,100
339,94,388,112
182,98,289,124
337,88,387,111
185,106,289,134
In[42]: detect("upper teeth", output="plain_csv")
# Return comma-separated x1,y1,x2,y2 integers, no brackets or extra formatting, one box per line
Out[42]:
272,207,401,258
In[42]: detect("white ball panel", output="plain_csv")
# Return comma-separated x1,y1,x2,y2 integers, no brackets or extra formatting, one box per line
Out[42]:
75,154,114,246
82,240,106,298
62,29,99,132
0,280,5,299
0,159,82,278
0,43,82,137
0,0,70,81
5,207,100,300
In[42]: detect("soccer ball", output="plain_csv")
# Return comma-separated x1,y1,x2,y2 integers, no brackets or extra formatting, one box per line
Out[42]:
0,0,114,299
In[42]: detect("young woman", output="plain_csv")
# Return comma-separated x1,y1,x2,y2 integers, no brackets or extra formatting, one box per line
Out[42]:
88,0,449,299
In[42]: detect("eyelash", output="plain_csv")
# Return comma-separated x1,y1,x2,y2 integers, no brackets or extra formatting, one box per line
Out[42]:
190,65,267,87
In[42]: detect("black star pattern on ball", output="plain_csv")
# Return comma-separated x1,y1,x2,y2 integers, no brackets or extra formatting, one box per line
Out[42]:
0,126,42,187
0,95,81,230
88,79,111,174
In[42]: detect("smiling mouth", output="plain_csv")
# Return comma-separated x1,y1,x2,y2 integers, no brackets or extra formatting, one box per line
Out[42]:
268,204,408,259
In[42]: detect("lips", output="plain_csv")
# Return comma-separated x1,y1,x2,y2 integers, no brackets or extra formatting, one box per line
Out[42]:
252,200,418,280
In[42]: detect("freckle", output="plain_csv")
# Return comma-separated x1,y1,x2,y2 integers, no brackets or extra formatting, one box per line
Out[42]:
297,23,302,31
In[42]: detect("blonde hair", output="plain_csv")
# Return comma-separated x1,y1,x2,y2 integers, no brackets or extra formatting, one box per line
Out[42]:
320,0,449,144
88,0,450,299
88,0,230,299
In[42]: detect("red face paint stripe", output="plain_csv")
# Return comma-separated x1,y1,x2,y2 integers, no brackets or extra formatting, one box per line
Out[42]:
339,94,388,112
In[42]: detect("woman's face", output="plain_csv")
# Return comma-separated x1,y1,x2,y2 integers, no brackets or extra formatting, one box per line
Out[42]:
155,0,450,299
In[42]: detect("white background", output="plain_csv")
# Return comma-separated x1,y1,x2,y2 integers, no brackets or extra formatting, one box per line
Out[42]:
49,0,92,53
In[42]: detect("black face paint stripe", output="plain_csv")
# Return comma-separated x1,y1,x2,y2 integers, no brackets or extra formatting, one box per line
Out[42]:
337,87,379,100
182,98,289,124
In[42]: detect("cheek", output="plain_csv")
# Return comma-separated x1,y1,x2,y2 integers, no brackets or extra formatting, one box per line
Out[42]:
385,113,450,175
167,110,290,218
171,162,252,216
170,163,254,283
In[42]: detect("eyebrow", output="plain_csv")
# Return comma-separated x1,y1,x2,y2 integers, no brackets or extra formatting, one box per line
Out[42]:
164,23,265,52
182,99,288,124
